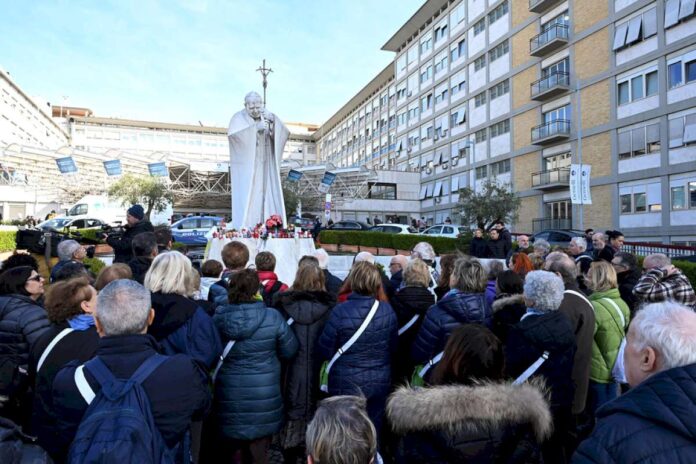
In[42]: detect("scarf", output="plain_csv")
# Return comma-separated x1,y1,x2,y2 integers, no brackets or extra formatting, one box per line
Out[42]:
68,314,95,331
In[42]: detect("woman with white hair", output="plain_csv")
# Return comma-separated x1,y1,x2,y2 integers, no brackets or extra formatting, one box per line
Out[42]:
50,240,86,283
144,252,222,370
411,242,440,285
505,270,576,462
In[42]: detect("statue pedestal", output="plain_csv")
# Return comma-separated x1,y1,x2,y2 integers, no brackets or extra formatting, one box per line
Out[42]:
205,237,316,284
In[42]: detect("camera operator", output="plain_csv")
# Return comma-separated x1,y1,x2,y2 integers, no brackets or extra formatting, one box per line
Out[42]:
104,204,154,263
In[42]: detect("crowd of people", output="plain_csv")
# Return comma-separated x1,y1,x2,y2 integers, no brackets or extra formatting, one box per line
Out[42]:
0,208,695,463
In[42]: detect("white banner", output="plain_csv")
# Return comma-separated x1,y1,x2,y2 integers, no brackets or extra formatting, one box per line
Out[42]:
569,164,581,204
580,165,592,204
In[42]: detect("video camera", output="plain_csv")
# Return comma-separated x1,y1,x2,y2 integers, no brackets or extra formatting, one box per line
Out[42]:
96,223,126,241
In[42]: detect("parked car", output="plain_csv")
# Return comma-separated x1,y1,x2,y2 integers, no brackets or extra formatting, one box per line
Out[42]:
37,217,105,232
289,216,316,230
171,216,223,246
531,229,585,247
421,224,468,238
325,220,372,231
369,224,416,234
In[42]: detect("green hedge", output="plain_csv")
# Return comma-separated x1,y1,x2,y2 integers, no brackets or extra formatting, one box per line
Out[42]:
0,231,17,252
83,257,106,275
318,230,470,255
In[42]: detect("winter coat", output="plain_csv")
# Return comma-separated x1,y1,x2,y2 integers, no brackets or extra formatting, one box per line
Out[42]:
469,237,488,258
616,270,640,316
213,300,298,440
573,362,696,463
487,238,507,259
434,285,449,302
0,416,53,464
593,246,615,263
127,256,153,284
558,285,595,415
388,382,552,464
317,294,398,429
412,291,491,365
148,292,222,370
273,290,334,448
588,288,630,384
491,294,526,343
0,295,50,397
632,267,696,309
505,311,576,413
498,227,513,254
199,277,218,301
258,270,288,306
485,280,497,308
389,286,435,384
389,270,403,293
51,334,210,460
323,270,343,298
28,323,100,459
106,219,154,263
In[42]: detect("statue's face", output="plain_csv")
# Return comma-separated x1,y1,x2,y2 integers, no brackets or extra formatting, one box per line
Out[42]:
245,97,263,119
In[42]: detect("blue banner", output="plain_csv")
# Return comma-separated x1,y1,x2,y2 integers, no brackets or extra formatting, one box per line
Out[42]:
321,171,337,186
148,162,168,177
287,169,303,182
103,160,122,176
56,157,78,174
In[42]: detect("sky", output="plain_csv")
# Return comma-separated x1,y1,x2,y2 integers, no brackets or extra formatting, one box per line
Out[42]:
1,0,423,127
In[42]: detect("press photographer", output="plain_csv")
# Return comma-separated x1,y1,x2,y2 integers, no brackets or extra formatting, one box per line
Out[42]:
104,204,154,263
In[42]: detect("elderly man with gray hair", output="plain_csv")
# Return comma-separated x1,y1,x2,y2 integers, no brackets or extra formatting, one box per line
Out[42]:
50,239,87,282
51,279,211,460
568,236,593,276
313,248,343,297
573,302,696,462
505,270,576,462
633,253,696,309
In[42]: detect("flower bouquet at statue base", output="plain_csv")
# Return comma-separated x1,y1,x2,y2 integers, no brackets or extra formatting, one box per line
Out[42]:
265,214,284,237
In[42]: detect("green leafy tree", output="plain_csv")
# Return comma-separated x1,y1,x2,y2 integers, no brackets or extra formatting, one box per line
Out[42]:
453,179,521,230
108,174,174,220
282,181,300,218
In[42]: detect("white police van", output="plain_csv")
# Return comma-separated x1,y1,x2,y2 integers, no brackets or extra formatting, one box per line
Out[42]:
171,216,223,246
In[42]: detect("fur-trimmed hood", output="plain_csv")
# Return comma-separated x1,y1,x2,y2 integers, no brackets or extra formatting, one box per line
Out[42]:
387,381,552,442
492,294,526,313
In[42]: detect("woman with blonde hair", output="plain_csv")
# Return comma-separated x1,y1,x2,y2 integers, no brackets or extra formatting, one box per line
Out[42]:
585,260,630,418
317,261,398,435
272,261,336,462
144,252,221,370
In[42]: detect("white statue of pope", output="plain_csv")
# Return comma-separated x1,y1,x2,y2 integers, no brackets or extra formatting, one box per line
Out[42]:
228,92,289,230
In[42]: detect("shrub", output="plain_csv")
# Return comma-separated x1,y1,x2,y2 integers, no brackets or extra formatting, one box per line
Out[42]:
83,257,106,276
72,228,102,243
0,231,17,252
674,259,696,287
318,230,461,255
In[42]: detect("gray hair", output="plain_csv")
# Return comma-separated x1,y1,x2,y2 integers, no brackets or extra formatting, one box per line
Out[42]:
314,248,330,270
412,242,435,261
306,395,377,464
452,257,487,293
630,301,696,370
592,232,607,243
544,251,577,285
644,253,671,269
570,236,587,252
533,239,550,255
244,91,262,104
96,279,151,336
523,270,565,311
144,251,192,296
57,239,81,262
354,251,375,264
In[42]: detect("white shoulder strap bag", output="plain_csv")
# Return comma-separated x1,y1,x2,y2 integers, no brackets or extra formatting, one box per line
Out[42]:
37,328,74,373
603,297,628,384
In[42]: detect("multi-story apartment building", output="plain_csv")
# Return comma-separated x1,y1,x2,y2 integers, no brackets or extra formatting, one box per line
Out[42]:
318,0,696,243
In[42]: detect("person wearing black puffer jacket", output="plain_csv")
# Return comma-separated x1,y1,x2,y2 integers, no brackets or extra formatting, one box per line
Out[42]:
468,228,489,258
0,266,50,423
317,261,398,435
105,204,154,264
272,262,335,464
389,258,435,385
491,270,526,344
411,257,491,374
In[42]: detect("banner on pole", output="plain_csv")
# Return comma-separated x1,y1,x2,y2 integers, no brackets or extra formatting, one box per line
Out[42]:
569,164,581,204
287,169,303,182
148,162,168,177
103,160,122,176
56,157,78,174
580,165,592,204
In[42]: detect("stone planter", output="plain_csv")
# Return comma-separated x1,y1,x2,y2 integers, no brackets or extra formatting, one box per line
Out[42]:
340,244,359,253
94,244,113,255
377,247,396,256
396,249,411,256
358,246,378,255
320,243,338,252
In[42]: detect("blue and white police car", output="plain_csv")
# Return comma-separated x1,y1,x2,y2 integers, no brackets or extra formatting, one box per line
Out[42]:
171,216,223,246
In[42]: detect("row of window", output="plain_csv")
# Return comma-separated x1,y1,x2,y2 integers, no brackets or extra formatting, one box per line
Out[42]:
620,182,696,214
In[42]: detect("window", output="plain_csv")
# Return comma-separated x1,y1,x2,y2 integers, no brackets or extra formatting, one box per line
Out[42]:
397,112,407,125
543,105,570,124
420,35,433,55
665,0,696,29
434,52,448,74
473,18,486,35
451,70,466,95
488,1,509,24
618,123,660,159
474,55,487,71
490,119,510,137
420,65,433,83
475,128,488,143
669,113,696,148
668,58,696,88
450,2,466,25
397,55,407,73
450,108,466,126
489,40,509,62
435,87,449,105
489,79,510,99
543,152,571,170
491,159,511,175
543,57,569,77
421,93,433,112
407,45,418,64
613,7,657,50
617,69,658,105
475,165,488,179
396,84,407,99
451,38,466,62
671,186,686,209
544,10,569,30
474,92,487,107
435,23,448,42
368,182,397,200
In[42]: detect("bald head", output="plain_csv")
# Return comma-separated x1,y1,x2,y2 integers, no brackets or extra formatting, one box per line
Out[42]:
643,253,671,271
389,255,409,276
544,251,577,285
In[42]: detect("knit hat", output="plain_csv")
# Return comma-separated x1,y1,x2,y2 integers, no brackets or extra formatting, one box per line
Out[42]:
127,204,145,220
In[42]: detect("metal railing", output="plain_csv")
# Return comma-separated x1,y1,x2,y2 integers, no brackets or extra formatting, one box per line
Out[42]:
622,242,696,259
531,119,571,143
532,218,572,232
531,71,570,97
530,24,569,53
531,167,570,187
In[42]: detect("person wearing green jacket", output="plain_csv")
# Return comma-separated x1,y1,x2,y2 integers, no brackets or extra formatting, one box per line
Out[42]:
585,260,630,420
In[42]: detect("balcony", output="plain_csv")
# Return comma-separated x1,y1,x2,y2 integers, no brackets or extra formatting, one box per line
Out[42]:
530,24,569,57
529,0,562,13
531,71,570,101
531,167,570,190
532,217,572,233
531,119,571,145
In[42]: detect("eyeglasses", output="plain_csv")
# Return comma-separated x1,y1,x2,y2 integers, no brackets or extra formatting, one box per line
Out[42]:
26,275,42,282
